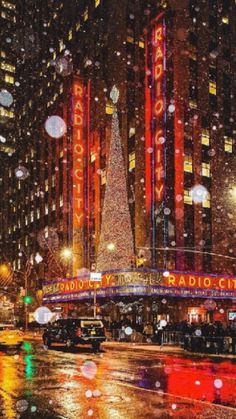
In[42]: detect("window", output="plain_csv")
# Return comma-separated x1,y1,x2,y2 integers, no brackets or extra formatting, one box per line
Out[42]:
84,8,88,21
222,16,229,24
60,195,63,207
189,100,197,109
45,178,49,192
30,211,34,222
59,39,65,52
138,40,145,48
0,62,15,72
203,194,211,208
101,169,106,185
36,208,40,220
2,1,16,10
45,204,49,215
0,51,6,58
224,137,233,153
127,35,134,43
189,51,197,60
95,0,100,7
105,103,114,114
4,74,14,84
184,155,193,173
129,151,135,170
184,189,193,205
201,129,210,146
90,151,96,162
68,29,73,40
76,22,81,31
0,108,14,118
209,81,216,95
202,162,211,177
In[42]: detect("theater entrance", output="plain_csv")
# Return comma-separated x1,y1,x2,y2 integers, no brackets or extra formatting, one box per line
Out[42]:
188,307,207,323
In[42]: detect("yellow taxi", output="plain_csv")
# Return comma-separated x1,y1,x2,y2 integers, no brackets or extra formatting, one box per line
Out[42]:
0,323,23,348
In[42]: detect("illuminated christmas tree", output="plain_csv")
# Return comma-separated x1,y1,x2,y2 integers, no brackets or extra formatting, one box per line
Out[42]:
96,86,134,271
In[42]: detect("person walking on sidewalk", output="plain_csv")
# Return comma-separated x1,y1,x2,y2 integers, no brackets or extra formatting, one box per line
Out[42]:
143,323,153,342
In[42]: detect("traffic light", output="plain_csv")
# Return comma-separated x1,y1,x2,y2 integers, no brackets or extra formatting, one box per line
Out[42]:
23,295,33,305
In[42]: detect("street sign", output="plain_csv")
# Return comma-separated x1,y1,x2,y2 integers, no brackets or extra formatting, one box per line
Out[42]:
90,272,102,282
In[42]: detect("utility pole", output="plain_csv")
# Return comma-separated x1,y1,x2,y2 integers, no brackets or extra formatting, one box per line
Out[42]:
90,272,102,318
24,270,28,331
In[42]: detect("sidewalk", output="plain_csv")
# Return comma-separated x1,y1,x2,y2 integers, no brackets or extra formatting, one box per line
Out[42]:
102,341,236,359
24,332,236,359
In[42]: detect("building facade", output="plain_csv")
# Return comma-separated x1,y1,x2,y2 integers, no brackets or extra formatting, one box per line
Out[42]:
1,0,236,323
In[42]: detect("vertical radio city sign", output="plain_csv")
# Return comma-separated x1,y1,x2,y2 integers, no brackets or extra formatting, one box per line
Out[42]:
72,78,85,274
152,20,165,205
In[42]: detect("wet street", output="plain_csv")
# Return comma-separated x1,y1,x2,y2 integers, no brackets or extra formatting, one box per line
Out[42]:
0,342,235,419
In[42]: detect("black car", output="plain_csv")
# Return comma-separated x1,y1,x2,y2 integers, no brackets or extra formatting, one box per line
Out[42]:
42,318,106,351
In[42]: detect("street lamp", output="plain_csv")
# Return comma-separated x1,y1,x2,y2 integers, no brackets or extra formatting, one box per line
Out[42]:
61,247,73,259
90,272,102,318
35,252,43,264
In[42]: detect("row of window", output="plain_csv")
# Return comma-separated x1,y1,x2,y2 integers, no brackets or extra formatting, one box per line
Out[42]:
184,189,211,208
0,61,15,72
2,1,16,10
0,107,14,118
1,10,16,21
184,158,211,177
7,198,64,232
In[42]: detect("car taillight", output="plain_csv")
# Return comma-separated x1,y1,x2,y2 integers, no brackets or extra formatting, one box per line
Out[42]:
76,328,81,337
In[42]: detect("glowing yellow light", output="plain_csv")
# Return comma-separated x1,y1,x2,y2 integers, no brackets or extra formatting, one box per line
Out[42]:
61,248,73,259
107,243,115,252
230,187,236,201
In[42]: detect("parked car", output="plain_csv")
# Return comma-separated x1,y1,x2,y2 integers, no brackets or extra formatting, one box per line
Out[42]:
0,323,23,349
42,318,106,351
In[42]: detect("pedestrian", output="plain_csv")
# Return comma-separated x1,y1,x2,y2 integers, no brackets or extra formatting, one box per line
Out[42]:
143,322,153,342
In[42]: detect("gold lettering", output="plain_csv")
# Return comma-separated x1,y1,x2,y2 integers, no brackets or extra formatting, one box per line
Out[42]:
168,275,176,285
155,80,161,97
219,278,225,289
155,46,163,61
74,114,83,126
154,129,163,145
154,99,164,116
204,278,211,287
155,184,164,200
179,276,186,286
154,27,163,42
74,84,83,97
75,99,83,112
74,129,83,142
155,167,163,181
189,276,196,286
74,144,83,154
154,64,163,80
75,213,83,224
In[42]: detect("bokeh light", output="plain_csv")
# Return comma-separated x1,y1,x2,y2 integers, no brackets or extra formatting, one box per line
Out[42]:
0,89,13,107
190,184,209,204
45,115,67,139
81,360,97,379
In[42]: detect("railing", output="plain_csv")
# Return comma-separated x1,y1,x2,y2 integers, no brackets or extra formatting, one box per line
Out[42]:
161,331,184,346
184,335,236,354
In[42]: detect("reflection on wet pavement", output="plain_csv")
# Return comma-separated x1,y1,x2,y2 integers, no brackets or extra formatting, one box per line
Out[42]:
0,342,235,418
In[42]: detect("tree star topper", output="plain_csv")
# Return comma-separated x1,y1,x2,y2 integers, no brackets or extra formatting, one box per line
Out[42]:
110,85,119,104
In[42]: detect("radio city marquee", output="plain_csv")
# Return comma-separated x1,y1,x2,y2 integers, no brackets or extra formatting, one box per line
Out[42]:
43,271,236,303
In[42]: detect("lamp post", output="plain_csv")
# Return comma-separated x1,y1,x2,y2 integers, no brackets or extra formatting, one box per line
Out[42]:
90,272,102,318
60,247,102,317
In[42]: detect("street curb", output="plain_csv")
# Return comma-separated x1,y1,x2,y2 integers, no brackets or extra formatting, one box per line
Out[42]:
102,342,236,359
23,335,236,359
